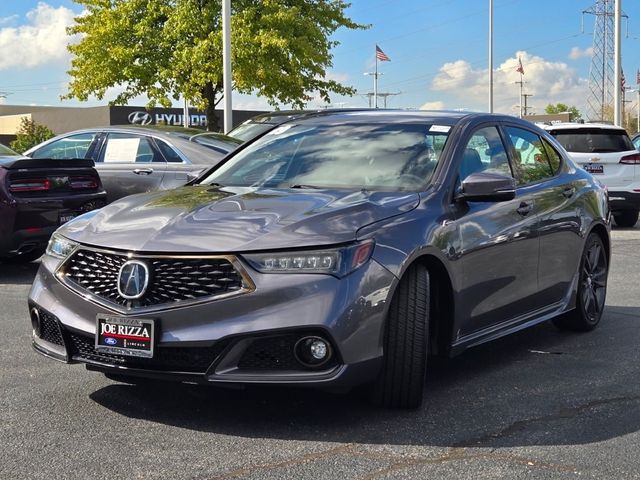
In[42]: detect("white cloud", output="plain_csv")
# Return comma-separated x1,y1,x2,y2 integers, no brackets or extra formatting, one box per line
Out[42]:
420,101,445,110
429,51,588,115
0,15,18,26
569,46,594,60
0,2,78,70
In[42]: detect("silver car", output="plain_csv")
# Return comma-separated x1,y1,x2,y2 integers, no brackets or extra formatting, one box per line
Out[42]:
25,126,237,202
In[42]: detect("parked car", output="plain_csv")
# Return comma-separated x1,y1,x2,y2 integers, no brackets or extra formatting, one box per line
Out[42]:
30,111,610,408
543,123,640,227
632,132,640,150
24,127,234,203
0,143,105,263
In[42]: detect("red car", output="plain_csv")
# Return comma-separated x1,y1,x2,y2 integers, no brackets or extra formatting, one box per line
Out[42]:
0,143,106,263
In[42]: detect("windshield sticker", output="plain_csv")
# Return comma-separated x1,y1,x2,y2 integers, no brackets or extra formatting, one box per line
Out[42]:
103,138,141,163
267,125,295,136
429,125,451,133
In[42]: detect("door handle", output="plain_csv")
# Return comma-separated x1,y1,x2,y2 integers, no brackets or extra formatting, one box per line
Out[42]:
562,187,575,198
133,168,153,175
516,201,533,216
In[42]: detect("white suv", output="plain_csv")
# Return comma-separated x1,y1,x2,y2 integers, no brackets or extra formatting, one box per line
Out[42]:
544,123,640,227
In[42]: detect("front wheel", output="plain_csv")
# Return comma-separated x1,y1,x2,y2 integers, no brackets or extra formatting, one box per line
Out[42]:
553,233,608,332
613,210,639,228
370,264,429,409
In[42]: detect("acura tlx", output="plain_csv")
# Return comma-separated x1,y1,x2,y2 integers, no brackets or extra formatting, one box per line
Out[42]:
28,110,610,408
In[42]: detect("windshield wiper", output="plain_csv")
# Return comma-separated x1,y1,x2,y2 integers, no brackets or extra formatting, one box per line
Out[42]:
289,184,323,189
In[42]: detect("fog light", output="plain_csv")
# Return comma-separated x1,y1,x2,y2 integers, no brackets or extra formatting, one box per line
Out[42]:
294,336,332,368
30,308,41,337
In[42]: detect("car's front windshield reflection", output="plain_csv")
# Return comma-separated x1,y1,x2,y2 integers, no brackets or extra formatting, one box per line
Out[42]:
202,123,450,191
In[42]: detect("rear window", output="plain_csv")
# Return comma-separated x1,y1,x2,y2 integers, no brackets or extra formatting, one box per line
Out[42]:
550,128,634,153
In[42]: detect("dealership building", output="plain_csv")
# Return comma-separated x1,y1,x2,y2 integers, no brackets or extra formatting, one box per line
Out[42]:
0,104,265,145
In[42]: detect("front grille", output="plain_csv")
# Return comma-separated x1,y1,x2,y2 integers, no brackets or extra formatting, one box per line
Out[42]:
66,331,227,373
38,310,64,346
62,249,247,309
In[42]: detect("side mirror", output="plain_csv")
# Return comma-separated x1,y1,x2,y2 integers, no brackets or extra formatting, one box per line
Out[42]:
457,171,516,202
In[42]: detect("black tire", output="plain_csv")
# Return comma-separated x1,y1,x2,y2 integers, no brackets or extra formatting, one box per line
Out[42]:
553,233,608,332
613,210,639,228
0,249,44,264
370,264,429,409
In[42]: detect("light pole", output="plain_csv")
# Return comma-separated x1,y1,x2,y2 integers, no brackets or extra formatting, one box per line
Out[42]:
222,0,232,133
614,0,622,126
488,0,493,113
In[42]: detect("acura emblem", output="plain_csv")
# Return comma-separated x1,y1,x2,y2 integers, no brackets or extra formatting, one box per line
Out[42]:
127,111,153,125
117,260,150,299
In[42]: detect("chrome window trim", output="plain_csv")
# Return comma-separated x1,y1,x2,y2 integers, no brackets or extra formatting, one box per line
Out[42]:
54,245,256,315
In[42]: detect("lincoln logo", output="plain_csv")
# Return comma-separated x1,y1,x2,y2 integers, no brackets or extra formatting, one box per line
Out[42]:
117,260,150,299
127,111,153,125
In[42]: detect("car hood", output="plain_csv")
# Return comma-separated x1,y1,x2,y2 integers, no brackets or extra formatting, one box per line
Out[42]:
61,185,419,252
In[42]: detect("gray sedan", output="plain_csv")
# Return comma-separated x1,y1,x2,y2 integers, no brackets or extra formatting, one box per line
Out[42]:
25,126,237,203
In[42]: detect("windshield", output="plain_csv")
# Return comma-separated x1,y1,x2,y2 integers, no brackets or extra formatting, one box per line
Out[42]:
550,128,634,153
202,122,449,191
0,143,19,156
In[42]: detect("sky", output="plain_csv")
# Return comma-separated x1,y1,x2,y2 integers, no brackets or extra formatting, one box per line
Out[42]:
0,0,639,119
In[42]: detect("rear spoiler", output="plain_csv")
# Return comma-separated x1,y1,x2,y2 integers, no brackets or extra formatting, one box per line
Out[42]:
1,158,95,170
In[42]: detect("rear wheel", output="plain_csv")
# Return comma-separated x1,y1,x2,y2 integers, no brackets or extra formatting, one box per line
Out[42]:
613,210,639,228
553,233,608,332
370,264,429,409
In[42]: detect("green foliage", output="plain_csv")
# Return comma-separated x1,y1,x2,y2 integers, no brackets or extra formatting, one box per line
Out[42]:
10,118,55,154
65,0,366,130
544,103,583,122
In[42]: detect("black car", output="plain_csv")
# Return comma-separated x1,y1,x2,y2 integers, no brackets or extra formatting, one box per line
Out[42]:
24,127,235,203
0,143,106,263
30,111,610,408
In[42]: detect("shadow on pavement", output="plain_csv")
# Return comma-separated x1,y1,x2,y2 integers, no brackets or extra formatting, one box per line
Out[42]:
89,305,640,449
0,260,40,285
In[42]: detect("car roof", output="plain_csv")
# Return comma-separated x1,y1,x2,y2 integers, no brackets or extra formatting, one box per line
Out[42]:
542,122,626,131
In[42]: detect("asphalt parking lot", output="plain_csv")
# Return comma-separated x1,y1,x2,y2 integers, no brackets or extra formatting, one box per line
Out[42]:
1,225,639,480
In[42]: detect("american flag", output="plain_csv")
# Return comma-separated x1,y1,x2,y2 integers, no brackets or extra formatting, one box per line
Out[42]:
376,45,390,62
516,57,524,75
621,69,626,92
637,69,640,85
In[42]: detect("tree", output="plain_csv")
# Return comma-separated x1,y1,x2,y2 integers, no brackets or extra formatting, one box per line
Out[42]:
544,103,583,122
65,0,366,131
10,118,55,154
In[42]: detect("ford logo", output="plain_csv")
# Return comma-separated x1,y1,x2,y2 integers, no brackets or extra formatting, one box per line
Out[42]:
104,337,118,345
128,111,153,125
117,260,150,299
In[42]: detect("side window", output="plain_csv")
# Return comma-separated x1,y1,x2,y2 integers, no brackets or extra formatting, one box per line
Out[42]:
100,133,164,164
541,138,562,174
31,133,96,160
505,127,555,185
156,140,185,163
459,126,511,182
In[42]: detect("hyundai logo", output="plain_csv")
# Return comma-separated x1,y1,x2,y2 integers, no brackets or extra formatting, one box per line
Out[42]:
104,337,118,345
128,111,153,125
117,260,150,299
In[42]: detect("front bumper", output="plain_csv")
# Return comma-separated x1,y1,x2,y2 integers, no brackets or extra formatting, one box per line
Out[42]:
29,253,395,388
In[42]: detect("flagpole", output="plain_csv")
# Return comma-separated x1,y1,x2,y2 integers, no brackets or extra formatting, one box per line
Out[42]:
519,71,523,118
488,0,493,113
374,46,378,109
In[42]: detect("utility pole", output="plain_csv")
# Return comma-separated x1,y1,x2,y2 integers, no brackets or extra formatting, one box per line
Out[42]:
364,72,383,108
515,78,525,118
613,0,622,126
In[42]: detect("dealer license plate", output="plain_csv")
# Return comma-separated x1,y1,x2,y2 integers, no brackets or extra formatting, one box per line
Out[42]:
95,315,155,358
583,163,604,174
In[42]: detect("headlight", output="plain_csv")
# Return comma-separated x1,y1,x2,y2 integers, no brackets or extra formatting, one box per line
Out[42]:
45,234,78,259
242,240,374,277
